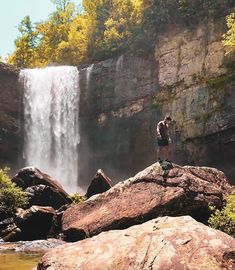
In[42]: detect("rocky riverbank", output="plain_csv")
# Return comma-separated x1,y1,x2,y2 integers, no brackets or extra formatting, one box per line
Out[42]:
0,162,234,269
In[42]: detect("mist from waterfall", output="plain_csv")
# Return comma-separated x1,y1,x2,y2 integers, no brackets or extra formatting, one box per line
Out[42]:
20,66,80,194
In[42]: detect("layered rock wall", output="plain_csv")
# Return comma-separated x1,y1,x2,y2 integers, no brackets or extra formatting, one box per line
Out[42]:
0,63,21,172
78,55,158,188
77,17,235,186
0,15,234,187
155,19,235,182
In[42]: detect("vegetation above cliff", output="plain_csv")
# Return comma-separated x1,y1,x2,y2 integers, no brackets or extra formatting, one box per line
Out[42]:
8,0,235,68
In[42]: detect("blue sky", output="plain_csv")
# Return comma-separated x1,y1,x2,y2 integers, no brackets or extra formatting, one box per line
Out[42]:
0,0,82,57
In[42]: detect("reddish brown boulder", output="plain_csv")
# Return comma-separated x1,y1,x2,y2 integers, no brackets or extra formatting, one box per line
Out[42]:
62,163,233,241
38,216,235,270
12,167,68,194
12,167,72,207
85,169,112,198
25,184,71,210
13,206,55,241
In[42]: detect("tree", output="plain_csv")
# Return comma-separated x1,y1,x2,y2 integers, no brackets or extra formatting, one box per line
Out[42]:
222,13,235,55
51,0,71,11
33,2,76,66
8,16,38,67
9,0,227,67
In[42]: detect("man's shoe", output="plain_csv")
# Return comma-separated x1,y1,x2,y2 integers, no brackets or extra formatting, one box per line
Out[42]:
164,159,172,163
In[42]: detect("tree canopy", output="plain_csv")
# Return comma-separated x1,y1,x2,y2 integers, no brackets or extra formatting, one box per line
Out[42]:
8,0,234,68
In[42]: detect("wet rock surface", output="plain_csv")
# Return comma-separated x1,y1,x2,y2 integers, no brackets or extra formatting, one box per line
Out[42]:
62,162,232,241
38,216,235,270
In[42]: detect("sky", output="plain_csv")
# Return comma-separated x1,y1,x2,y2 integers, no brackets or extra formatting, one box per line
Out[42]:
0,0,82,57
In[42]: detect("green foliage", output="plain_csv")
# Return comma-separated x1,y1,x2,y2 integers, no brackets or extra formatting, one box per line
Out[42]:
208,190,235,237
69,193,86,204
0,168,28,215
8,16,38,68
8,0,233,67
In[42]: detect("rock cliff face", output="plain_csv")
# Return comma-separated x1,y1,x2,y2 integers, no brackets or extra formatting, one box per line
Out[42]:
78,55,158,187
0,16,234,187
155,19,235,182
0,62,21,172
77,17,235,186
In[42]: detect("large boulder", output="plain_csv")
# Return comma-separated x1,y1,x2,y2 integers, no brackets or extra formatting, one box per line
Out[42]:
25,184,71,210
12,167,72,208
38,216,235,270
2,206,55,241
62,163,232,241
85,169,112,198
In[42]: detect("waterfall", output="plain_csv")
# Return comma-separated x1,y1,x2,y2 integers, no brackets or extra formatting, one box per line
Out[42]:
86,64,94,90
115,55,124,73
20,66,80,194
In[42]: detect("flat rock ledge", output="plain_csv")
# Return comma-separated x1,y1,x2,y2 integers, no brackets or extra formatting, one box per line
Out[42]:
62,163,232,241
38,216,235,270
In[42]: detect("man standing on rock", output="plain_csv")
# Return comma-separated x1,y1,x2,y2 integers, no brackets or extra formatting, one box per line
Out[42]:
156,116,172,163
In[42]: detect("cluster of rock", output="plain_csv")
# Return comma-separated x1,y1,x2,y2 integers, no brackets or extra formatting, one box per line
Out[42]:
0,167,111,242
0,163,234,269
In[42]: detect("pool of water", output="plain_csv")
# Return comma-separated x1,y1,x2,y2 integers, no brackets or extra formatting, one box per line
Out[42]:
0,251,42,270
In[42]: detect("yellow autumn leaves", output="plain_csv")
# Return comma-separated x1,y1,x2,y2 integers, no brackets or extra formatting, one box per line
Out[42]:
7,0,235,68
8,0,145,68
222,13,235,55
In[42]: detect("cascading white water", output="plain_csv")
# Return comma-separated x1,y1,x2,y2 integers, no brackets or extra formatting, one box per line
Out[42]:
86,64,94,90
20,66,80,194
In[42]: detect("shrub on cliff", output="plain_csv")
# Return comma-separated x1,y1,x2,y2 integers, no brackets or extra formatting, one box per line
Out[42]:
208,190,235,237
0,168,28,216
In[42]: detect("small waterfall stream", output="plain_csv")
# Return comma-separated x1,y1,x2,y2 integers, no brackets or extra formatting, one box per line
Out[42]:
20,66,80,194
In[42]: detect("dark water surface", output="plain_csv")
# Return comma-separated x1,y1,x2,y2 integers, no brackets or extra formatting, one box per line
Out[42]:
0,251,42,270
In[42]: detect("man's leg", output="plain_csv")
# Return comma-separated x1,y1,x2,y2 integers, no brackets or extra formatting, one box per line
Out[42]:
157,146,163,161
163,146,169,161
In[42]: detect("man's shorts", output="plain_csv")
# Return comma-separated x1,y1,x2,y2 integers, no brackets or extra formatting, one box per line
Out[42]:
157,138,169,147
